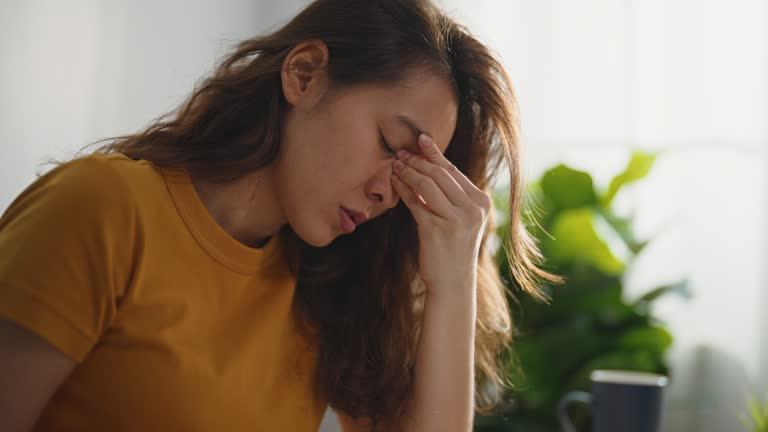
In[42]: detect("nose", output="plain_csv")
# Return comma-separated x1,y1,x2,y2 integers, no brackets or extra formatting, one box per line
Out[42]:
367,166,400,210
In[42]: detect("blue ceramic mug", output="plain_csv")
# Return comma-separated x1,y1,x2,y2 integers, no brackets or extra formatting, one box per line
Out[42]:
557,370,668,432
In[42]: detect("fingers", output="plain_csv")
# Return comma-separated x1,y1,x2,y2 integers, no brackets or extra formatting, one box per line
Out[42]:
391,174,431,222
392,132,495,224
393,159,455,219
396,148,469,208
415,134,486,202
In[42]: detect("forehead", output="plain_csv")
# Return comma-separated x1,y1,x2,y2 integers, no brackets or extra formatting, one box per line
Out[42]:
365,71,458,153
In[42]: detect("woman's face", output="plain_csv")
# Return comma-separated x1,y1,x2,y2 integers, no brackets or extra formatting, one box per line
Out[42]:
276,41,458,247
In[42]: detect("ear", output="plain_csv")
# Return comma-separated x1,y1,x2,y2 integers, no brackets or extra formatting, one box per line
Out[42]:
281,40,330,110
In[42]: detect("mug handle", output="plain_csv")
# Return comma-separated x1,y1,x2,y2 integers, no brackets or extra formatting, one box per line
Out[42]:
557,391,593,432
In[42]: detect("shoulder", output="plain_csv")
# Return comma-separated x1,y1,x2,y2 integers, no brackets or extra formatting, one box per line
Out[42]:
0,152,141,236
34,152,155,213
40,152,139,200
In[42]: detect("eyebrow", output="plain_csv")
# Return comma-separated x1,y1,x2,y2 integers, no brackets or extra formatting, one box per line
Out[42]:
396,114,429,143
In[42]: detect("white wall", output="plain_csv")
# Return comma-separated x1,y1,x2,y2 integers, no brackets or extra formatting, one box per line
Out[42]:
2,1,767,431
438,1,768,431
0,0,310,210
0,0,343,429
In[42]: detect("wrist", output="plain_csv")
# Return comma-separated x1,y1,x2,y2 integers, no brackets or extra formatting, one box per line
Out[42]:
425,279,476,306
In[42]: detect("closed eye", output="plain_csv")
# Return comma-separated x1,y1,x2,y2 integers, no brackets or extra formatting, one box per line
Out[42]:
379,131,395,156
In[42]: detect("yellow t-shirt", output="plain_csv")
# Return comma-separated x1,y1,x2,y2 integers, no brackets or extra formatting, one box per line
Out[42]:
0,152,327,431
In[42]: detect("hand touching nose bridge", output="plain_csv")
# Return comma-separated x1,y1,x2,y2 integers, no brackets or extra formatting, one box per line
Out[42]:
390,132,492,291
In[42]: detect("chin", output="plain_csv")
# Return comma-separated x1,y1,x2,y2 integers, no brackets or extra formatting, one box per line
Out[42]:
303,234,335,248
290,221,337,248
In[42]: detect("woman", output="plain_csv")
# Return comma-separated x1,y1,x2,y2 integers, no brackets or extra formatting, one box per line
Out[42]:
0,0,561,431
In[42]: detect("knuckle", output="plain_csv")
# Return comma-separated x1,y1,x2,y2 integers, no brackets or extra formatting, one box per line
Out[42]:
415,177,431,189
424,163,440,176
463,205,485,225
479,192,493,210
472,206,485,221
437,166,452,179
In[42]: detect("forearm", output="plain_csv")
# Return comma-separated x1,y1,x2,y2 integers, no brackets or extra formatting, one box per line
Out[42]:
399,277,477,432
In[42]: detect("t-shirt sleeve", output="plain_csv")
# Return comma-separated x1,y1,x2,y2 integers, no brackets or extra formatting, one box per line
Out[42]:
0,155,138,362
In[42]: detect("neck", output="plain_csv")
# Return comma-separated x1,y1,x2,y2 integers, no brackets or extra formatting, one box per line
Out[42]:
190,167,285,248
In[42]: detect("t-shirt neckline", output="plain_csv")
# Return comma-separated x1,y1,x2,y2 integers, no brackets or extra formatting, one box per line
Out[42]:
158,164,279,275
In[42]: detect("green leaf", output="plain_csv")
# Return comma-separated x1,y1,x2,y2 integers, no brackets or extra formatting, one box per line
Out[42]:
599,207,650,254
522,264,637,329
616,326,673,357
742,393,768,431
508,322,603,407
540,165,596,210
748,403,765,429
632,279,692,310
492,187,510,221
543,208,627,275
601,150,659,208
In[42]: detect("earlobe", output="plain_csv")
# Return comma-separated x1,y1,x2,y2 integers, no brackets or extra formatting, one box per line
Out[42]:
280,40,330,108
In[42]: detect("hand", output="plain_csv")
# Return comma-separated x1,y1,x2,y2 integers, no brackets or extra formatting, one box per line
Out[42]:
391,133,493,297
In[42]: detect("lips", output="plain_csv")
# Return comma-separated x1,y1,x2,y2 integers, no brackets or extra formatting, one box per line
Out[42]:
339,207,356,233
341,206,369,225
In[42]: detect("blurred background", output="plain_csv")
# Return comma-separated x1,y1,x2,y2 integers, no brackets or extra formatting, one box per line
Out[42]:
0,1,765,431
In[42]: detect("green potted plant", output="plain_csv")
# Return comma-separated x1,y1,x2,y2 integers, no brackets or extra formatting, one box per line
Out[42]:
739,393,768,432
474,150,691,432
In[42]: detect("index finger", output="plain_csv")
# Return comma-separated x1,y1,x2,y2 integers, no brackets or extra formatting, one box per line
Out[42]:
414,133,483,196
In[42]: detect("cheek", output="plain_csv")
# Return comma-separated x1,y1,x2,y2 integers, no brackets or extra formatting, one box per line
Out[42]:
308,137,372,188
284,106,378,197
277,149,340,211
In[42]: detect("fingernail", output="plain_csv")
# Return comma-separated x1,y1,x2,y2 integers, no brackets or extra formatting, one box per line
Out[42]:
418,134,431,148
397,149,411,160
394,160,405,170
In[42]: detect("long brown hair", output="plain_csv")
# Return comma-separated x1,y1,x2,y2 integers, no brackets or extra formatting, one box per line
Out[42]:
70,0,563,428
